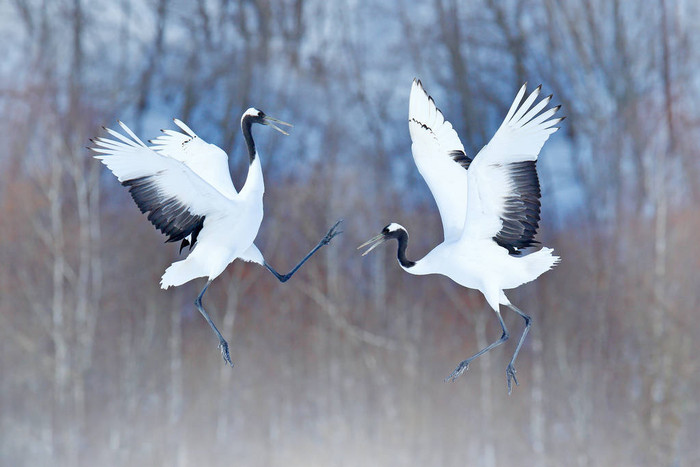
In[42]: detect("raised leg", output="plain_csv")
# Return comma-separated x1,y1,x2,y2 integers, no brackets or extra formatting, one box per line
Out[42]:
504,303,532,394
445,310,509,382
264,219,343,283
194,280,233,366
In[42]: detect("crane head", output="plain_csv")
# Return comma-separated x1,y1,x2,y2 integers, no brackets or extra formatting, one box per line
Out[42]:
358,223,407,256
242,107,293,135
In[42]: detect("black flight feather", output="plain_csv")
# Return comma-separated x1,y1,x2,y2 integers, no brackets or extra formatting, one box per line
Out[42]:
493,160,541,255
122,175,205,245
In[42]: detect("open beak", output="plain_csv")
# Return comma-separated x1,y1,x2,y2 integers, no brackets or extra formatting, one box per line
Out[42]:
357,233,387,256
263,115,293,135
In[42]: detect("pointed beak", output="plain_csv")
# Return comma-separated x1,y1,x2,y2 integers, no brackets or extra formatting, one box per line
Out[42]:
357,233,387,256
263,115,293,135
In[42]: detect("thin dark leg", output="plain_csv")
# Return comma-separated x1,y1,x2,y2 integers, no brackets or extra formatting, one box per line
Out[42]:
504,303,532,394
194,280,233,366
445,311,509,382
264,219,343,283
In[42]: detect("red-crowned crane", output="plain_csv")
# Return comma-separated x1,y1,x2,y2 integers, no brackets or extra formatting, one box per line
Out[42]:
359,80,562,393
91,109,342,366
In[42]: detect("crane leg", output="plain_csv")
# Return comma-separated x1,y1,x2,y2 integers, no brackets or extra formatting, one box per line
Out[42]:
445,310,509,382
504,303,531,394
263,219,343,283
194,280,233,367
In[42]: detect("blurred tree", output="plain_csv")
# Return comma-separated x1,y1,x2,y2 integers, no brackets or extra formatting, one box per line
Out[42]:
1,0,699,466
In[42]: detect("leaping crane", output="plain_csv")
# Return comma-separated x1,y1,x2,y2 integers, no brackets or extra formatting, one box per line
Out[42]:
359,80,562,393
91,109,342,366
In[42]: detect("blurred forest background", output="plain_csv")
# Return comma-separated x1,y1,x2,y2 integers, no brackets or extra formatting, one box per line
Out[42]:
1,0,699,466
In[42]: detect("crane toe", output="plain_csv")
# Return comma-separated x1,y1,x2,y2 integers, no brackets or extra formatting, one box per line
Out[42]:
444,360,470,382
218,339,234,367
506,363,519,394
322,219,344,244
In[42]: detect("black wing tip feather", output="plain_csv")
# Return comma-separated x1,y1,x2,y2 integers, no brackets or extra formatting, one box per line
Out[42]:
177,220,202,253
179,238,190,254
410,117,430,130
121,175,205,246
412,78,431,101
493,160,542,255
414,84,446,123
448,149,473,170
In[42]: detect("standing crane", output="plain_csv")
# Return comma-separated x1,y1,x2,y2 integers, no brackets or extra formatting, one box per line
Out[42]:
359,80,562,393
91,109,342,366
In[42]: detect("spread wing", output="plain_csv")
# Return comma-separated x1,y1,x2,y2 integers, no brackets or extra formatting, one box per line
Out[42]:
150,119,238,200
90,122,239,245
408,79,472,242
461,84,563,254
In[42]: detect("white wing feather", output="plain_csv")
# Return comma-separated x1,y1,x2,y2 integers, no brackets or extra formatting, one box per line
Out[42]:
462,84,563,244
409,79,471,242
91,122,238,224
150,119,239,200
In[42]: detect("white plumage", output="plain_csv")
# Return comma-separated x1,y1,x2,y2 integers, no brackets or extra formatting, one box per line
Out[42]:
93,120,259,289
360,80,563,393
91,109,341,366
151,118,240,200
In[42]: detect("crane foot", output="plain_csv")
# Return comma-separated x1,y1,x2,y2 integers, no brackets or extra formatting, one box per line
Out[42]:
219,339,234,367
506,363,519,394
444,360,470,382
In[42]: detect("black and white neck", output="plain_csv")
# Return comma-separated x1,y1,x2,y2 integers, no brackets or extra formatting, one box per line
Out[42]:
386,223,416,269
241,107,264,164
